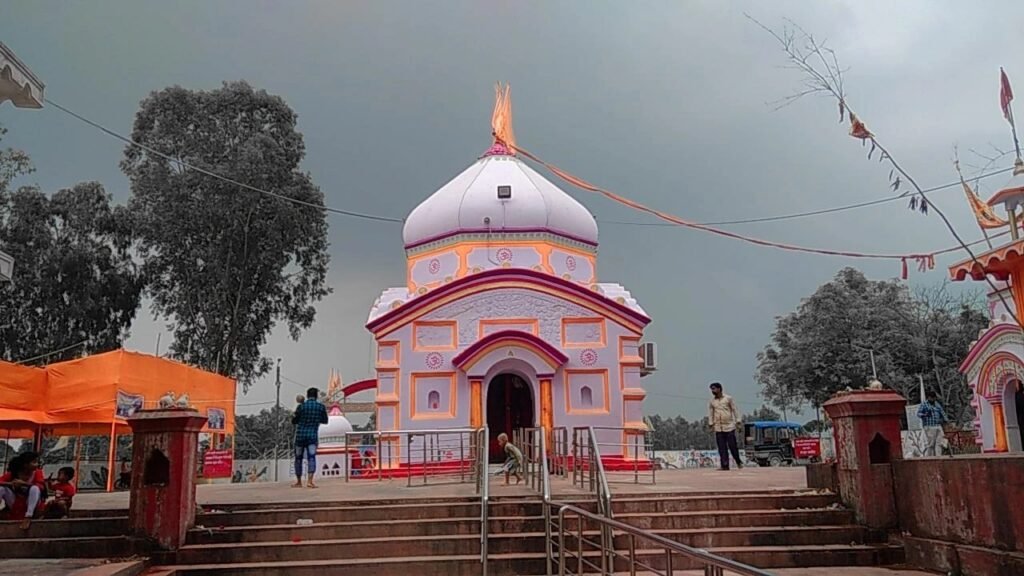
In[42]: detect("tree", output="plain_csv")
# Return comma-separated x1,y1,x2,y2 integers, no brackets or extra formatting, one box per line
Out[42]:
234,406,294,460
743,405,781,423
1,124,143,364
756,268,987,425
122,82,331,390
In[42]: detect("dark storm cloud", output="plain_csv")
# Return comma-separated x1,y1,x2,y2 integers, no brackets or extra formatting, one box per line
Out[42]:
3,1,1022,418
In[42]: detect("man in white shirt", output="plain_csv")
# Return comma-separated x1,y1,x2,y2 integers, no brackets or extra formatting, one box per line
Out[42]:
708,382,743,470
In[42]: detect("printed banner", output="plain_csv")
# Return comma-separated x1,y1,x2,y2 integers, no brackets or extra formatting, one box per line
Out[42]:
792,437,821,459
203,449,234,478
115,390,144,419
207,407,226,431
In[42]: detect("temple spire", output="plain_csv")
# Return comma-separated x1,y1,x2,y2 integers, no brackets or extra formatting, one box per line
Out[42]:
483,83,517,157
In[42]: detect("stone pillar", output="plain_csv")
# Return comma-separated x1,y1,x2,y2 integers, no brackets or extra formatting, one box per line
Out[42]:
127,409,207,550
540,377,553,450
823,390,905,529
470,379,482,429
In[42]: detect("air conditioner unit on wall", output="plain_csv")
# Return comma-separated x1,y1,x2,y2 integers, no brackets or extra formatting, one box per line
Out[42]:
639,342,656,375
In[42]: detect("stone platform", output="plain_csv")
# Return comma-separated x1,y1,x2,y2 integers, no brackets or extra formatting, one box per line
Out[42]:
72,467,809,511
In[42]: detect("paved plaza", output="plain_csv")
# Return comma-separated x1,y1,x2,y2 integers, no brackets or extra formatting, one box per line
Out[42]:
73,467,810,510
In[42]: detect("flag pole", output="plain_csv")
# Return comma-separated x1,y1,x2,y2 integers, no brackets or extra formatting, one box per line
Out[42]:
1003,67,1022,160
1010,101,1021,161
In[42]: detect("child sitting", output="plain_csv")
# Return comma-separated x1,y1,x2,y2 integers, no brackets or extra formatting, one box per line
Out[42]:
43,467,77,519
0,452,47,530
497,433,523,485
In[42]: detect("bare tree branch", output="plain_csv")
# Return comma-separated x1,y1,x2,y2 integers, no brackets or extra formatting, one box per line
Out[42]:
749,14,1022,329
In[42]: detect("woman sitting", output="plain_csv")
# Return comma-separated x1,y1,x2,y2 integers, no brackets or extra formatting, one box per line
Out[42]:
0,452,47,530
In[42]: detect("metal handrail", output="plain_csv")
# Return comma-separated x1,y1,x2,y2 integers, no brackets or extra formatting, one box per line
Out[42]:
590,425,657,485
547,502,775,576
340,427,478,484
479,426,489,576
572,426,612,518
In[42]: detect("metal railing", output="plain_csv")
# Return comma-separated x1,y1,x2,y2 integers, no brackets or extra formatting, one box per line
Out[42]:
545,502,775,576
590,426,656,485
571,427,613,519
478,426,489,576
572,426,614,571
339,428,480,486
513,428,556,576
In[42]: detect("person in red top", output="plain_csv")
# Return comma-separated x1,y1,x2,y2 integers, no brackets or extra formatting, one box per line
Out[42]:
43,467,77,519
0,451,46,529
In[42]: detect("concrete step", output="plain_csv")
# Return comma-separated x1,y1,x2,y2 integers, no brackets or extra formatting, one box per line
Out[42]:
614,507,854,530
151,552,548,576
618,525,884,549
0,535,135,559
155,543,904,576
0,516,128,539
170,532,553,565
611,493,840,514
187,515,543,544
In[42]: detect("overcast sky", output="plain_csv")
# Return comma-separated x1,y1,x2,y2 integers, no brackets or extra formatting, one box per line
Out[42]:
3,1,1022,421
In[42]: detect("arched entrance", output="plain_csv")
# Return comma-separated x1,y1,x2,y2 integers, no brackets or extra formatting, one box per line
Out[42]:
1009,379,1024,451
487,373,534,463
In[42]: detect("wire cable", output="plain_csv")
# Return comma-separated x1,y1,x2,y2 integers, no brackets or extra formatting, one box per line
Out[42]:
45,97,1015,231
44,98,404,224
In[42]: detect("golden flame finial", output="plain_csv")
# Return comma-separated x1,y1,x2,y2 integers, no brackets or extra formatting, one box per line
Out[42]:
485,83,516,156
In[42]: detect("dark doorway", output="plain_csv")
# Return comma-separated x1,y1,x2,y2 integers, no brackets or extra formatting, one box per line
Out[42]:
1015,380,1024,449
487,373,534,463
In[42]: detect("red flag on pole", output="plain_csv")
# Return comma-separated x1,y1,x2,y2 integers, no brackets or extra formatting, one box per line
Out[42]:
1001,67,1014,123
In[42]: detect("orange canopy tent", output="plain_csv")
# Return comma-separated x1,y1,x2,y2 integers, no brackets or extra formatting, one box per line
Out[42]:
0,349,236,437
0,349,236,490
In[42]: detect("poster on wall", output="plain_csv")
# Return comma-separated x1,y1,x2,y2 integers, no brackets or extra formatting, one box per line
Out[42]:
203,449,233,478
115,391,144,419
207,407,226,431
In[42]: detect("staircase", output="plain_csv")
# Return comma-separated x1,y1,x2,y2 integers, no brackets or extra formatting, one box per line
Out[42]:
584,489,903,572
1,488,904,575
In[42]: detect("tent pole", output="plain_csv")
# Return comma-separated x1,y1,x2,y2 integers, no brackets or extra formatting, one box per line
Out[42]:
2,428,10,471
105,420,116,492
74,423,82,490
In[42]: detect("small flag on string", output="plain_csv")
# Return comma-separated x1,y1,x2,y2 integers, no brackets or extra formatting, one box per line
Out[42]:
1001,67,1014,124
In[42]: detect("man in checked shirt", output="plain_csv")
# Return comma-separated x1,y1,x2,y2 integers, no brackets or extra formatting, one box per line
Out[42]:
917,391,947,457
291,387,329,488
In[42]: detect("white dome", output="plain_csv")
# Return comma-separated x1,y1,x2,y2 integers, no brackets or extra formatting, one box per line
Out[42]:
319,410,353,445
402,155,598,248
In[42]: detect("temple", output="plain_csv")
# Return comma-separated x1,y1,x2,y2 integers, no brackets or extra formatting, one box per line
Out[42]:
365,86,654,466
949,157,1024,453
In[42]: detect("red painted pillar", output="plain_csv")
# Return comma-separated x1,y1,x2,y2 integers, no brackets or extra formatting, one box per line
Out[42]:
823,390,906,529
126,409,207,550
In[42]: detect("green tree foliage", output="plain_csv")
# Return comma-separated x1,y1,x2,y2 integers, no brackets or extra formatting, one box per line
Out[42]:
743,405,781,422
756,268,987,424
647,414,715,450
122,82,331,390
1,126,143,364
234,406,293,460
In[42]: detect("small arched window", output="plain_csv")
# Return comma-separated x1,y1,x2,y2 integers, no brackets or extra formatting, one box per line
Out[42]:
580,386,593,408
428,390,441,411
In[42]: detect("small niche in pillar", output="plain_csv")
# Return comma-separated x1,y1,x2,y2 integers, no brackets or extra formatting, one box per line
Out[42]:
868,433,891,464
144,448,171,486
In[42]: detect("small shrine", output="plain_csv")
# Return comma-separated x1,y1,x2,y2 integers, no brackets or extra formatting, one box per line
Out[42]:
949,158,1024,452
364,86,655,468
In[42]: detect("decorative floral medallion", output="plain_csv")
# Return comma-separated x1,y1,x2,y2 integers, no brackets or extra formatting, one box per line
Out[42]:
496,248,513,263
428,258,441,274
566,255,577,271
580,349,598,366
425,352,444,370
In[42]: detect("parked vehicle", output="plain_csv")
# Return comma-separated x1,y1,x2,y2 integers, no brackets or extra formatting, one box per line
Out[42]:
743,421,821,467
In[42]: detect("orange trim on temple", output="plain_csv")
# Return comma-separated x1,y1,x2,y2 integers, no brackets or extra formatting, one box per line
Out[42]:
411,320,458,352
409,372,458,421
564,369,610,415
561,317,606,349
478,318,540,339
